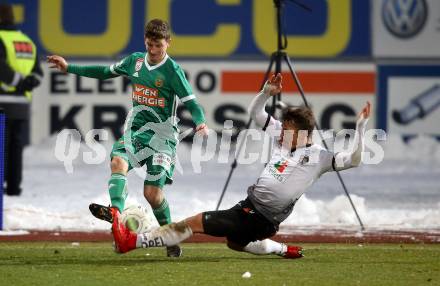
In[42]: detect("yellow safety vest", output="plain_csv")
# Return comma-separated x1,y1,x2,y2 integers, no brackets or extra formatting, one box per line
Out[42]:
0,30,37,101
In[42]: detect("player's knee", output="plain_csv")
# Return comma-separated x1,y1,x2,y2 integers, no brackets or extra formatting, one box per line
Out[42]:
110,157,128,174
143,185,163,208
185,213,204,233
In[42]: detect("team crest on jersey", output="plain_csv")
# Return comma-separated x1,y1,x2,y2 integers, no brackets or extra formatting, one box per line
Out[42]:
299,155,310,165
155,77,164,87
135,58,144,72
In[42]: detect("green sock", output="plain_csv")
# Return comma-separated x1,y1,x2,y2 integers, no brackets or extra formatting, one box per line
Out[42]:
108,173,127,212
153,199,172,226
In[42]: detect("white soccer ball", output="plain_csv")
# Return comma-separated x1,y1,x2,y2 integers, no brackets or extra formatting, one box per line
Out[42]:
120,205,154,234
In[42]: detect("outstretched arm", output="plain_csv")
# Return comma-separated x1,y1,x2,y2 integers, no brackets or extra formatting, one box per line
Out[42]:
173,67,209,136
333,101,371,171
248,73,283,130
47,55,117,80
183,99,209,136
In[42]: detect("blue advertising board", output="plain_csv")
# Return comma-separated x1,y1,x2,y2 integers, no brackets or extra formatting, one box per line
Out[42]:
8,0,370,58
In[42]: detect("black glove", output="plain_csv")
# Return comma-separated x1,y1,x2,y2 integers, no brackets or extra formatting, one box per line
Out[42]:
16,74,41,92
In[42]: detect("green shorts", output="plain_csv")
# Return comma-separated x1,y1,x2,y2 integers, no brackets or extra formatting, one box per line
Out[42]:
111,132,177,188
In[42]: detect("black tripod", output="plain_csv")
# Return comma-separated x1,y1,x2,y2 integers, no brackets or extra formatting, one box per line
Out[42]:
215,0,365,231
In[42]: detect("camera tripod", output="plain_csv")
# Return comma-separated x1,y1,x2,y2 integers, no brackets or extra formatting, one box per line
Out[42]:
215,0,365,230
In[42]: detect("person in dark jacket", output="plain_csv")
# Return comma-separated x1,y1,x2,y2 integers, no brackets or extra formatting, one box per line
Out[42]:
0,4,43,195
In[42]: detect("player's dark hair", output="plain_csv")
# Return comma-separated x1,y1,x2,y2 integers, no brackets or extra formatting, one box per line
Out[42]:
282,106,315,137
144,19,170,40
0,4,14,26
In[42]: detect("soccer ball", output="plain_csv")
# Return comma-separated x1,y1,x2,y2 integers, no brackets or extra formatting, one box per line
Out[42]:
120,205,154,234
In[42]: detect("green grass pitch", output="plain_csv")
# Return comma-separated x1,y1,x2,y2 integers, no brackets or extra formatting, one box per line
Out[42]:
0,242,438,285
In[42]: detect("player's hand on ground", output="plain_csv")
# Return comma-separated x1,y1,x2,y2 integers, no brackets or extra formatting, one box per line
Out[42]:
47,55,68,73
195,123,209,137
263,73,282,96
358,101,371,120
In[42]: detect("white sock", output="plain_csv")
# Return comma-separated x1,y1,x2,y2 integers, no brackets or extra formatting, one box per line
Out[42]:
243,239,287,256
136,221,193,248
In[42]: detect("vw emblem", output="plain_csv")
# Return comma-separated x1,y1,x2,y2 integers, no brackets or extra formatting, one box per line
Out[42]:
382,0,428,38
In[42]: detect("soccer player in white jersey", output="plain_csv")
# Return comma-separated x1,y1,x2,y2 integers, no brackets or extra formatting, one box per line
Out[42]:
108,73,371,258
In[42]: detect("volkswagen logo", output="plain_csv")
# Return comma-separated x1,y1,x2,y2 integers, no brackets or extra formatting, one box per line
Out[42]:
382,0,428,38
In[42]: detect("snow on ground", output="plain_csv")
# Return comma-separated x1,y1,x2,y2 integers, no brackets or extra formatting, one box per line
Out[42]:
3,133,440,232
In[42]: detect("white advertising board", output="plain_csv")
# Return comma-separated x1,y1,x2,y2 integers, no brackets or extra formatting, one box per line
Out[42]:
373,0,440,58
31,61,376,144
378,65,440,136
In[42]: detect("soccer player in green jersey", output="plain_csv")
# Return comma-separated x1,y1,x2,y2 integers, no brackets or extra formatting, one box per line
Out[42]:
47,19,208,257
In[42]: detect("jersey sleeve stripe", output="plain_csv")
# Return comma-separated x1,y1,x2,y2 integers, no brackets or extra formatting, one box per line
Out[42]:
109,64,118,75
331,154,337,171
180,94,196,103
262,114,272,131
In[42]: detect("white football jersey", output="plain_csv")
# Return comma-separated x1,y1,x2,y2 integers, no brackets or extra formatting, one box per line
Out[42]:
247,120,335,224
247,91,366,224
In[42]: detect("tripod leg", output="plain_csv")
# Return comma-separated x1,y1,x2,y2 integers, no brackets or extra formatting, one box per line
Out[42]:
336,172,365,230
215,119,251,211
282,53,365,231
215,54,277,210
260,53,276,89
283,53,310,107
